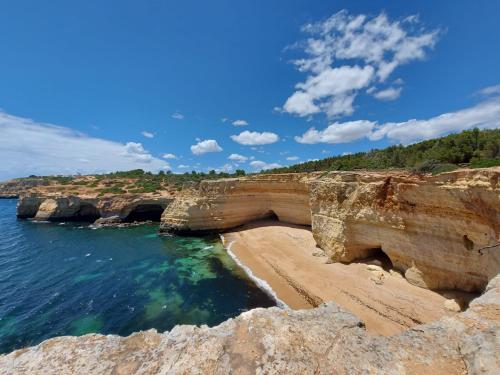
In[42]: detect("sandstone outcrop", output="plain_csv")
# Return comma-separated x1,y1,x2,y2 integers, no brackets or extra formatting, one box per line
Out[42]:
0,178,50,198
310,168,500,292
161,168,500,293
17,195,173,223
160,174,312,234
1,275,498,375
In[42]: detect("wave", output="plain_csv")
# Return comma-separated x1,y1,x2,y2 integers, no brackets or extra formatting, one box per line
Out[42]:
220,234,288,309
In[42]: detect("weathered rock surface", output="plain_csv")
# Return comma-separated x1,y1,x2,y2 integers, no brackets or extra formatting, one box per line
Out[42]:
0,178,50,198
161,168,499,293
1,275,498,375
17,195,173,222
160,174,312,234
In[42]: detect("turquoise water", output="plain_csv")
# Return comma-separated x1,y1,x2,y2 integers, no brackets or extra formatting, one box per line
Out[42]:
0,199,275,353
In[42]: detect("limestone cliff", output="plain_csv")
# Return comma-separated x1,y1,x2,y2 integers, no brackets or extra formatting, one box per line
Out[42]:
161,168,500,292
1,275,498,374
160,173,312,234
17,194,173,222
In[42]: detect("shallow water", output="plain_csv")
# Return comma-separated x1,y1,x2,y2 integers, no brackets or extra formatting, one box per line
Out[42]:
0,199,275,353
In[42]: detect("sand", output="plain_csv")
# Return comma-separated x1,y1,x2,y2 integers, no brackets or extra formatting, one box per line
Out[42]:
224,220,459,336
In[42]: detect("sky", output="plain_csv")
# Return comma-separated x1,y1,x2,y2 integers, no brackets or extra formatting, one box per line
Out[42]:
1,0,500,180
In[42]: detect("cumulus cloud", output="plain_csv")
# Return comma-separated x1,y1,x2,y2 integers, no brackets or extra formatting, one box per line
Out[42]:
283,10,439,118
231,131,279,145
286,156,300,161
0,110,170,180
177,164,190,169
141,131,154,138
162,153,177,159
228,153,248,163
190,139,223,155
295,95,500,145
372,87,402,101
171,112,184,120
249,160,282,171
296,120,375,144
232,119,249,126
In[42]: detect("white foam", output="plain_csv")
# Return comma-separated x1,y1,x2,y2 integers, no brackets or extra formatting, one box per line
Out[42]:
220,234,288,309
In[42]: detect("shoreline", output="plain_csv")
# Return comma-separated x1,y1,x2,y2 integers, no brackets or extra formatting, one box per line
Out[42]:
220,234,288,308
223,219,461,336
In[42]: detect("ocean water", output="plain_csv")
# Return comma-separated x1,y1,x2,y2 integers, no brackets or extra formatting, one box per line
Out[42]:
0,199,275,354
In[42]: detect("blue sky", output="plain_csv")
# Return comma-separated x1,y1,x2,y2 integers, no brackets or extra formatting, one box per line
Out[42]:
1,0,500,180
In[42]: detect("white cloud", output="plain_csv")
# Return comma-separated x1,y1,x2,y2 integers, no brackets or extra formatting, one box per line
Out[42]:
215,163,234,173
221,118,229,123
370,96,500,144
171,112,184,120
0,111,170,180
477,84,500,96
286,156,300,161
228,153,248,163
162,153,177,159
231,131,279,145
295,95,500,145
250,160,282,170
141,131,154,138
295,120,375,144
232,119,249,126
190,139,223,155
283,10,439,118
177,164,190,169
372,86,402,101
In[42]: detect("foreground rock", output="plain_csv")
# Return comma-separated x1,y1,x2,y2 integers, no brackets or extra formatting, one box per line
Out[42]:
161,168,500,293
1,275,498,374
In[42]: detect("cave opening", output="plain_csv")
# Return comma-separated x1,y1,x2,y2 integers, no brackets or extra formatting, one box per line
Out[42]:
263,210,280,221
73,203,100,222
124,204,164,222
360,247,394,271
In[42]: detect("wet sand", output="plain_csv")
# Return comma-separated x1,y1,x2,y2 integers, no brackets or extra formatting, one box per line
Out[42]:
224,220,455,336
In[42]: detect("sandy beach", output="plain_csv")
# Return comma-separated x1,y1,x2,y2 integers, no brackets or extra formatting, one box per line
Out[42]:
224,220,459,336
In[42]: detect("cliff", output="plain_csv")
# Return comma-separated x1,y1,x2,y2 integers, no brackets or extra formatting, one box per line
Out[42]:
161,168,500,293
1,275,498,374
0,178,50,198
9,167,500,373
17,194,173,223
160,173,312,234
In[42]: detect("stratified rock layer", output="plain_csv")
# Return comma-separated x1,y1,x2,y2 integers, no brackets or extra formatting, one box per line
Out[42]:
161,168,500,292
1,275,498,375
160,174,312,234
17,195,173,222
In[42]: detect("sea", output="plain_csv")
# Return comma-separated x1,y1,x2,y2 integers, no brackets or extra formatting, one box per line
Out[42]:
0,198,275,354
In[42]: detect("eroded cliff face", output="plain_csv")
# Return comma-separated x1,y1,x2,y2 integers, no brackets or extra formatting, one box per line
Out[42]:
160,174,312,234
161,168,500,293
1,275,498,375
17,194,173,223
310,168,500,292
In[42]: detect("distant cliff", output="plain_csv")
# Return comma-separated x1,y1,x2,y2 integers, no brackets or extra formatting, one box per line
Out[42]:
0,178,50,198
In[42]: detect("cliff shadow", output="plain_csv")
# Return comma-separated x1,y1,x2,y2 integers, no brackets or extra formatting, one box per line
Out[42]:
124,204,164,222
351,247,394,271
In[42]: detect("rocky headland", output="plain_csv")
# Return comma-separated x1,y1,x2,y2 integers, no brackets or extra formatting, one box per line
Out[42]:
3,167,499,374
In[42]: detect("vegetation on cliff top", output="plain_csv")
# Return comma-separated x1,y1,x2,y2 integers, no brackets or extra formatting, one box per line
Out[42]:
266,128,500,175
4,129,498,196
